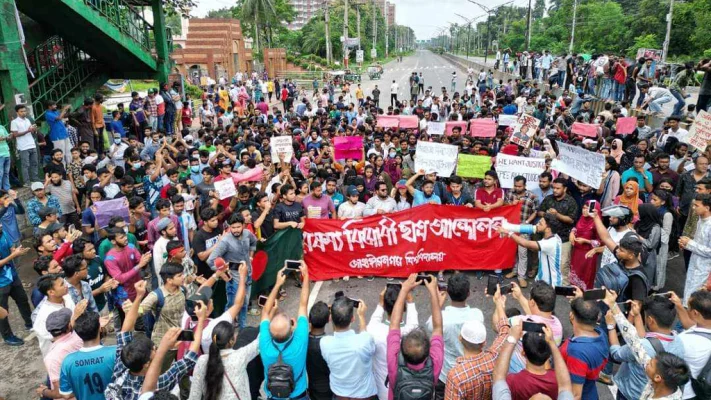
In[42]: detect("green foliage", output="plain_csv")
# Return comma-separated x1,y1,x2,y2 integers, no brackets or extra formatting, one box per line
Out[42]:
184,83,202,100
629,34,661,58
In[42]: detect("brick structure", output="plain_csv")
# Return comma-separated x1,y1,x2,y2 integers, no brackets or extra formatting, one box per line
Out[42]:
171,18,253,84
263,48,288,78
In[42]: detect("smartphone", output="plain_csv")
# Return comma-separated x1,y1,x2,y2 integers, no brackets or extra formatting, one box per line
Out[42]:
386,282,402,290
554,286,577,297
617,302,631,314
285,260,301,271
588,200,597,214
486,274,499,296
522,321,545,334
654,291,673,298
583,289,607,301
258,295,268,307
416,274,432,283
177,330,194,341
68,224,76,236
348,297,361,309
500,283,513,295
437,282,448,292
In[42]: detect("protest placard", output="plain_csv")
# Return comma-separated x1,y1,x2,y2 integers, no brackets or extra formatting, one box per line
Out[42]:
688,110,711,150
495,153,546,190
214,178,237,200
571,122,599,138
270,136,294,160
445,121,468,136
529,149,550,159
551,141,605,187
94,198,129,228
376,115,399,128
414,141,459,177
469,119,496,138
616,117,637,135
398,115,419,129
498,115,517,126
427,121,446,135
334,136,364,160
456,154,491,178
510,114,539,147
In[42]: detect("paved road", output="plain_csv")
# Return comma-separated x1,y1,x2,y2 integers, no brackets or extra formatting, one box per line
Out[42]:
0,49,690,399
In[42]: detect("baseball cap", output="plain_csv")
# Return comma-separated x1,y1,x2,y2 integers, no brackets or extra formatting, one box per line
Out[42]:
45,222,64,235
396,179,407,189
186,286,213,319
46,308,72,335
601,205,631,218
184,135,194,142
460,320,487,344
30,182,44,191
38,206,59,220
347,185,359,196
156,217,172,231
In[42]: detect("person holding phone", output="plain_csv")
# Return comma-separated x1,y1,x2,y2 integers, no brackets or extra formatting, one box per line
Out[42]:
569,200,602,290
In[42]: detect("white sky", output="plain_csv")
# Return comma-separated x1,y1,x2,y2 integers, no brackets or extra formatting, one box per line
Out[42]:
191,0,525,39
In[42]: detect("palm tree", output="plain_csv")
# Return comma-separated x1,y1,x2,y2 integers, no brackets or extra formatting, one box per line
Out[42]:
242,0,277,51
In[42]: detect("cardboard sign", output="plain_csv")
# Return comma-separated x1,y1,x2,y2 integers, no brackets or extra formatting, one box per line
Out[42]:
469,119,497,138
571,122,599,138
270,136,294,160
688,110,711,150
498,115,518,126
414,141,459,178
616,117,637,135
398,115,419,129
94,198,129,229
551,141,605,187
445,121,468,136
495,153,546,190
334,136,364,160
510,114,540,147
456,154,491,178
376,115,399,128
214,178,237,200
427,121,446,135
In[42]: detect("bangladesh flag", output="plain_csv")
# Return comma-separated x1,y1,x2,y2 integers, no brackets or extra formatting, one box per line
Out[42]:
251,228,304,298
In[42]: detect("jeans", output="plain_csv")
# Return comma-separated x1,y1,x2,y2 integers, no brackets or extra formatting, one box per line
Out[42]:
613,81,625,102
149,116,158,131
95,127,105,156
671,88,686,116
0,276,33,339
600,78,613,99
0,156,9,190
636,83,647,107
649,95,673,113
164,111,175,135
19,148,39,184
157,115,164,132
225,273,252,328
390,94,398,107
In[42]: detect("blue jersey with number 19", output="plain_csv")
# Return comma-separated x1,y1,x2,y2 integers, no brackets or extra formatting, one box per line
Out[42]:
59,345,117,400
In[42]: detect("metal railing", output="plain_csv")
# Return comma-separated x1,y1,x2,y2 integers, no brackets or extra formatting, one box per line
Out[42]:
83,0,154,53
27,36,101,121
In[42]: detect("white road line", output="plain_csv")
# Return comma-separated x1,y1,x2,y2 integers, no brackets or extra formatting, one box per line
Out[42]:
307,280,323,312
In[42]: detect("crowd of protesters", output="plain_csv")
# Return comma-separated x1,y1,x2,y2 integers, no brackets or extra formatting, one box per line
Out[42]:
0,52,710,400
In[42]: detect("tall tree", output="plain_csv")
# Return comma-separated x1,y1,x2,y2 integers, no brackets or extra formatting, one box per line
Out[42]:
533,0,546,19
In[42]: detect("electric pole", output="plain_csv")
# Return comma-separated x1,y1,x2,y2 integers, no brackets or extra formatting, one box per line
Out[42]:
384,1,389,57
372,1,376,57
569,0,577,53
325,0,332,64
525,0,532,50
343,0,349,67
357,5,361,52
662,0,674,62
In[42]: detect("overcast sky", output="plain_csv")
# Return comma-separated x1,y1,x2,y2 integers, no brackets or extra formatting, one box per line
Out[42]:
191,0,525,39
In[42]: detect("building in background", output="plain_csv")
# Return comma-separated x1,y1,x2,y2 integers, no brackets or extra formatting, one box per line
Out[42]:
287,0,395,30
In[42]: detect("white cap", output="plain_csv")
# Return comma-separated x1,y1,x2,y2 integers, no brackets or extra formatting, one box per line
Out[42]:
425,169,437,175
30,182,44,191
184,135,194,142
460,320,487,344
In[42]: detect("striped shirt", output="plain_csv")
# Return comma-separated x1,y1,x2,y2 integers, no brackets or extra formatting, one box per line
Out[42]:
536,234,562,287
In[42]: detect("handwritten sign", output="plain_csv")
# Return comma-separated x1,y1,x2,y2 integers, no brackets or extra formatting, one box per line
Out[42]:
688,110,711,150
414,141,459,178
214,178,237,200
398,115,419,129
510,114,539,147
551,141,605,187
499,115,518,126
456,154,491,178
529,149,550,159
571,122,599,138
495,153,546,190
334,136,364,160
427,121,445,135
94,198,129,229
376,115,399,128
469,119,496,138
270,136,294,160
445,121,468,136
616,117,637,135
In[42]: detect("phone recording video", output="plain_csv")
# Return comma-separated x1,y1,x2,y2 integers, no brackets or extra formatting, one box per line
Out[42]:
522,321,545,334
258,295,268,307
285,260,301,270
554,286,577,297
177,330,194,342
617,302,631,315
416,274,432,283
437,282,448,292
583,289,607,301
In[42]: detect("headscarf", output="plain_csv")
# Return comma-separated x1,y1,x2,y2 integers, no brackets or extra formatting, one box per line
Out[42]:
575,200,601,234
619,145,639,174
298,156,311,178
635,204,661,239
611,138,624,164
618,181,640,215
384,158,401,183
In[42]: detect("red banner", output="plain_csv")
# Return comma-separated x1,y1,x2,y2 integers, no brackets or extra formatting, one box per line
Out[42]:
303,204,521,280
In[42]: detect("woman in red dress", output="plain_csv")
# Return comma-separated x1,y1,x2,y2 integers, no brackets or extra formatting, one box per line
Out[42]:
569,200,601,289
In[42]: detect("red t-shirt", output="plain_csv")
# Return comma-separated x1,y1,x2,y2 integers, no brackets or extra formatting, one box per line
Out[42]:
506,369,558,400
475,187,504,205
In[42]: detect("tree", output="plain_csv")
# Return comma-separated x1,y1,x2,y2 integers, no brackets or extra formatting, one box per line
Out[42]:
533,0,546,19
628,34,660,57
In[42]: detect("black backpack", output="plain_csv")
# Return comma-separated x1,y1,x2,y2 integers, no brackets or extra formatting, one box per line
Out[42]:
689,331,711,398
393,353,435,400
267,338,301,398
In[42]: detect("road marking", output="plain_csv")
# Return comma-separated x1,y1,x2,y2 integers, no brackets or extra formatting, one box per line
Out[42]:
307,280,323,311
24,331,37,342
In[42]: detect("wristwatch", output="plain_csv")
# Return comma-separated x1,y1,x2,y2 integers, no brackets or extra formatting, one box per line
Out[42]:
607,324,616,331
506,335,518,344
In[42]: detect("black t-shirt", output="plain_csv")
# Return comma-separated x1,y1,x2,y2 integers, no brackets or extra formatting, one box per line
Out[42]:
191,228,221,277
307,334,333,400
252,209,275,240
625,267,649,301
274,201,304,224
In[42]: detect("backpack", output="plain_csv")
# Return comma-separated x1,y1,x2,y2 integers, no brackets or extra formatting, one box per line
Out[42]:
176,316,210,361
594,261,648,302
690,331,711,398
267,338,301,398
393,353,435,400
142,288,165,339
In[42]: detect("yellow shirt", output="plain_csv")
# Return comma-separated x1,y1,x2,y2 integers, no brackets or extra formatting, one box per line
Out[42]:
267,81,274,92
356,88,364,99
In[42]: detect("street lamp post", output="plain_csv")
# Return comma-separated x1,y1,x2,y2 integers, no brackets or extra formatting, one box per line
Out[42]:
467,0,516,64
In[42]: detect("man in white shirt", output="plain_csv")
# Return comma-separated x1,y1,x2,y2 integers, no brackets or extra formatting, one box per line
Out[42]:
367,284,419,400
541,51,554,81
641,85,674,115
426,273,484,398
390,80,399,107
338,186,366,219
676,289,711,399
363,182,397,216
10,104,40,185
32,274,76,357
152,218,178,286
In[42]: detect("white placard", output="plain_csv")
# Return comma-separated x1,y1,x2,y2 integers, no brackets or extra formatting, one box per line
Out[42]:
498,114,518,126
688,110,711,150
414,141,459,178
529,149,549,158
495,153,546,190
551,141,605,188
427,121,446,135
270,136,294,161
214,178,237,200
